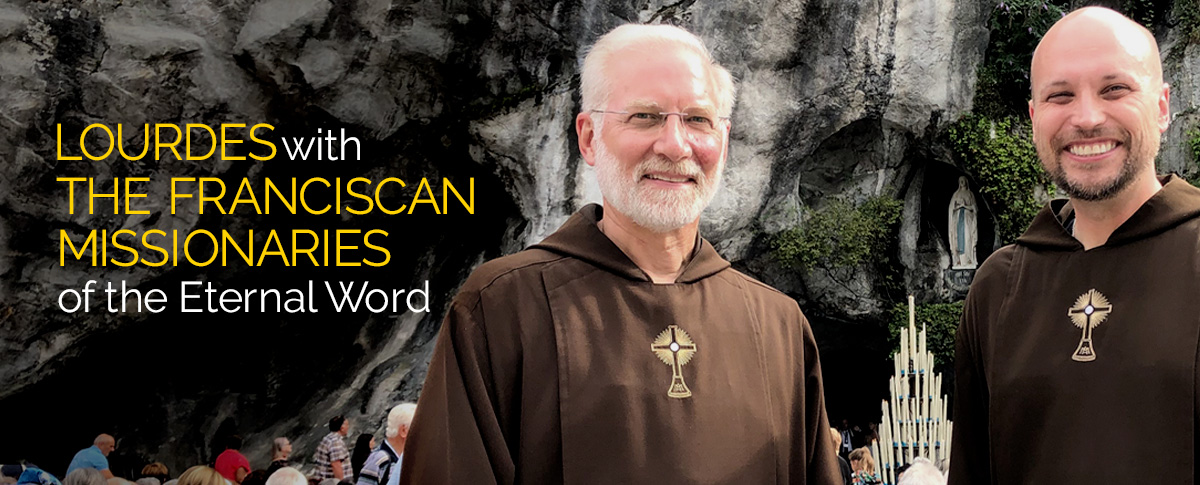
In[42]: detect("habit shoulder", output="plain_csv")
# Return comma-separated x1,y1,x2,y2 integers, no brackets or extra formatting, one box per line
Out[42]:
450,203,795,302
406,203,842,484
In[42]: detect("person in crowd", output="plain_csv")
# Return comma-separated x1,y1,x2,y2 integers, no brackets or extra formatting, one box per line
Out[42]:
838,420,855,457
16,467,61,485
356,403,416,485
848,448,880,485
63,469,106,485
265,438,292,477
175,467,222,485
138,464,168,485
950,6,1199,484
238,471,267,485
263,468,305,485
133,478,158,485
349,435,375,482
67,435,117,479
1,465,22,485
401,21,840,485
897,458,944,485
214,435,251,484
829,427,852,485
313,417,350,480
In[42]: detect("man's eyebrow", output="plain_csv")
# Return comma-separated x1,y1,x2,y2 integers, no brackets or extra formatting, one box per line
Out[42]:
624,100,662,110
1041,74,1130,90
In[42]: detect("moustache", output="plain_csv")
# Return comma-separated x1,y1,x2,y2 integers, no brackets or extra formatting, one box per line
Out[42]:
634,158,706,181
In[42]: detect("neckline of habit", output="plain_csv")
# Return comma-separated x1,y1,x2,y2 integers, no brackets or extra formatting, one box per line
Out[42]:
1017,174,1200,250
530,204,731,284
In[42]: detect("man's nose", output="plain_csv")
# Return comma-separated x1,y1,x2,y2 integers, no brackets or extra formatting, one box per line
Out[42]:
653,114,694,162
1070,94,1108,131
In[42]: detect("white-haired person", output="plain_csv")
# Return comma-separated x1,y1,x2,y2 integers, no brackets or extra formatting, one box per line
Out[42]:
265,438,292,478
262,468,304,485
355,403,416,485
63,469,106,485
401,21,840,485
897,458,945,485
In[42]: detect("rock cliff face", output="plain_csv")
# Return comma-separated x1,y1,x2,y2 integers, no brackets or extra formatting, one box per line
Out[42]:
1,0,1197,474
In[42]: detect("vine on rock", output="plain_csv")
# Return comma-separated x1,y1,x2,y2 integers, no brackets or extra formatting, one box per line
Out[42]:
771,196,903,273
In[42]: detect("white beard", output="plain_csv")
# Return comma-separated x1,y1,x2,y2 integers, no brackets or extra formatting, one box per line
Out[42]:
592,139,722,233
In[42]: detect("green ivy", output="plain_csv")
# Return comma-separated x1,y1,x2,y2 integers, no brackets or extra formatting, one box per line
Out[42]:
947,114,1051,244
1189,128,1200,161
1122,0,1159,32
974,1,1069,118
771,196,903,271
1188,127,1200,186
886,300,964,369
1180,0,1200,45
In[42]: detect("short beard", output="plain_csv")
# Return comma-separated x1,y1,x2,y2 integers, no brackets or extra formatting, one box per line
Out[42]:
1041,127,1157,202
1048,157,1139,202
593,140,722,233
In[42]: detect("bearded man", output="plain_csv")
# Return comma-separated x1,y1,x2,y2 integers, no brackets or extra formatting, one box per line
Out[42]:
400,23,841,485
950,7,1200,484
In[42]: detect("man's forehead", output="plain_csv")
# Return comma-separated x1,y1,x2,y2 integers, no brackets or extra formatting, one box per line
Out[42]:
623,98,718,111
605,46,719,105
1032,8,1158,84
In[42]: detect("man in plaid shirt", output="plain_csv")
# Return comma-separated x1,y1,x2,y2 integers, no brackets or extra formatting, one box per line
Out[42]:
314,416,351,480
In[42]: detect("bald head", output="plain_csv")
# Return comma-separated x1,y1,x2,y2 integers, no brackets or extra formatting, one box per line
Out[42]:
1032,7,1161,95
1026,6,1171,204
94,434,115,456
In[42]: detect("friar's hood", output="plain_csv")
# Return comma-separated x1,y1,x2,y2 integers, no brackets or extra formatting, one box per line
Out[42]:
1016,174,1200,250
529,204,731,283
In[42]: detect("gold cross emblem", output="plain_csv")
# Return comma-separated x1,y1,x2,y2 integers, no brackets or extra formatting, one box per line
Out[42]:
1068,289,1112,362
651,325,697,398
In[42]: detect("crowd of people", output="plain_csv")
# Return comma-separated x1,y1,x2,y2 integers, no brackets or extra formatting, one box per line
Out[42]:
829,421,947,485
1,404,415,485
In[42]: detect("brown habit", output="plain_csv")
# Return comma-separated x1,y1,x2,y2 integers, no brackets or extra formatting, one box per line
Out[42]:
401,204,842,484
950,175,1200,484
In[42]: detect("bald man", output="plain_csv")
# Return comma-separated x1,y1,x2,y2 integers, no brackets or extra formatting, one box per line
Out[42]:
949,7,1197,484
67,435,116,479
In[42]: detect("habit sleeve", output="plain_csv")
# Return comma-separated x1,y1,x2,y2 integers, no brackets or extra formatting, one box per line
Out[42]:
399,298,516,485
948,247,1013,485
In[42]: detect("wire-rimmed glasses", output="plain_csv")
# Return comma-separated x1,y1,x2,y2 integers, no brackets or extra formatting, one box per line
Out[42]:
589,109,728,137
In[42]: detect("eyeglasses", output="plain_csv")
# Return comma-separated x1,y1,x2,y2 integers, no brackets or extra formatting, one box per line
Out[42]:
590,109,728,136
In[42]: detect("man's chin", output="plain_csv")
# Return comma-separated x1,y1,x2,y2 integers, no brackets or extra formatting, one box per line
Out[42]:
1056,174,1136,202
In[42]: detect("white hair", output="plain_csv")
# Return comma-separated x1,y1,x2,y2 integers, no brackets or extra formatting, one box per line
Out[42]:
271,437,290,458
386,403,418,439
898,458,946,485
580,24,737,117
264,468,306,485
135,479,160,485
64,470,107,485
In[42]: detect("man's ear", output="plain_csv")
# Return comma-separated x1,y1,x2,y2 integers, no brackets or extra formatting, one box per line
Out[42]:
1158,83,1171,133
719,118,732,166
577,112,597,166
1028,98,1036,135
399,425,409,439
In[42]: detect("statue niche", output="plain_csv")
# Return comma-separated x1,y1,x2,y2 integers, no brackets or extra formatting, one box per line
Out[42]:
948,176,978,270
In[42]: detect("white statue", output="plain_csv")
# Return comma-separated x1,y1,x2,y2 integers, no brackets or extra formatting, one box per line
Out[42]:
948,176,978,269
